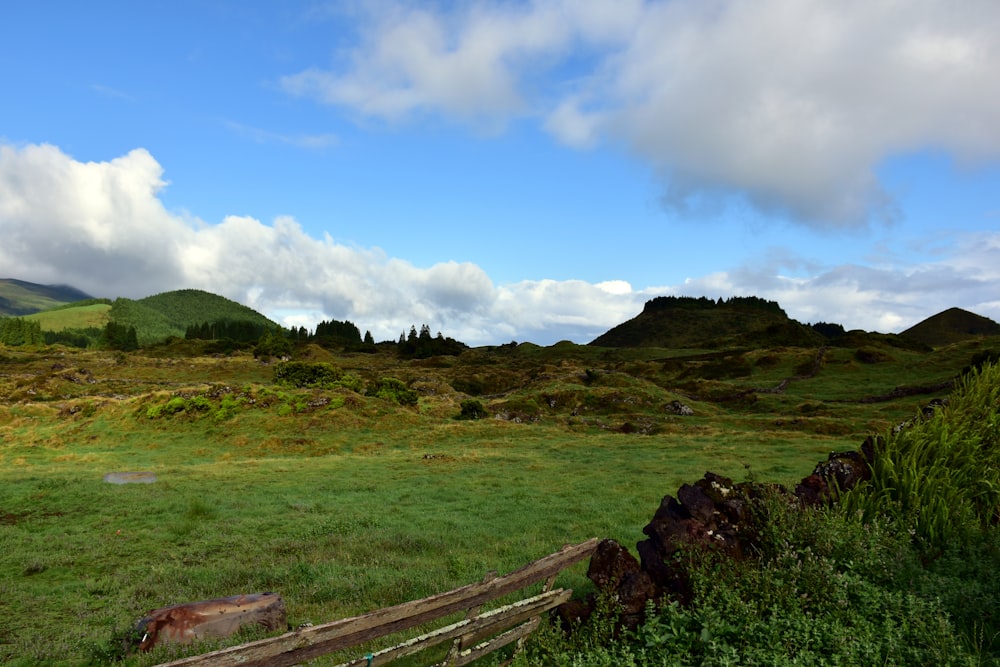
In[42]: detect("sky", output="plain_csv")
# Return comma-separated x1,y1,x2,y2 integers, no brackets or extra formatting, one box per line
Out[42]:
2,0,999,346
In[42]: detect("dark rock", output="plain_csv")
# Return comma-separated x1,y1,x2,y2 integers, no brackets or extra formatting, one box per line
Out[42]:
617,570,658,616
677,483,716,523
587,539,641,590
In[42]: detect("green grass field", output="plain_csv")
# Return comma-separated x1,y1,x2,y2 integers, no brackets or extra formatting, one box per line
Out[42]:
24,303,111,332
0,337,994,665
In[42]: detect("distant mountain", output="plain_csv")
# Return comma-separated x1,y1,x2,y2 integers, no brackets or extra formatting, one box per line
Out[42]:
0,278,93,316
590,296,825,349
900,307,1000,348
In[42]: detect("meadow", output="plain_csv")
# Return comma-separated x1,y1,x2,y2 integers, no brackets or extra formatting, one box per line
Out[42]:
0,336,993,665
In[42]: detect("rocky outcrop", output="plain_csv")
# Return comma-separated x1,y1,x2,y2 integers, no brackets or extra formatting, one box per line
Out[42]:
573,424,887,627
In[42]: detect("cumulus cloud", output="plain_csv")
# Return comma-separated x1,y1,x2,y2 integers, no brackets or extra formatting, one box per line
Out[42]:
0,143,639,344
1,142,997,345
286,0,1000,228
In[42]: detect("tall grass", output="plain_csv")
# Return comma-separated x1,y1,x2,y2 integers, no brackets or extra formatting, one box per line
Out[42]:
842,361,1000,552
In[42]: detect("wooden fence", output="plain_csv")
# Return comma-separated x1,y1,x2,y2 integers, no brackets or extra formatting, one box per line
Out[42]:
157,538,600,667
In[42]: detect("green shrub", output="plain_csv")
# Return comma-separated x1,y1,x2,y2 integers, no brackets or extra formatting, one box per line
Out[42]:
367,377,418,406
273,361,344,388
458,399,487,420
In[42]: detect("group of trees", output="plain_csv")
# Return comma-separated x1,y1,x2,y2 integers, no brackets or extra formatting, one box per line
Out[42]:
0,318,43,346
397,324,468,359
101,321,139,351
643,295,786,315
0,318,139,351
185,320,270,343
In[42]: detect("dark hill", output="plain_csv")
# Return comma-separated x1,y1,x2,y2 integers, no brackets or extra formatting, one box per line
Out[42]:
900,307,1000,348
590,296,824,349
0,279,93,316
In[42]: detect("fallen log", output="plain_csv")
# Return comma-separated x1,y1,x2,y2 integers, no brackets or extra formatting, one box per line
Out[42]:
134,592,286,652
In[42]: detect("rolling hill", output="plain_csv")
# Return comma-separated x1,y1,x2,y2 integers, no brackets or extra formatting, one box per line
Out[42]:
3,280,280,347
0,278,93,316
900,307,1000,348
110,289,280,345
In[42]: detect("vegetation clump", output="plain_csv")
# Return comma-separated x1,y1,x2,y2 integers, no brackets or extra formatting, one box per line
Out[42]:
273,361,346,388
457,399,487,420
366,377,418,405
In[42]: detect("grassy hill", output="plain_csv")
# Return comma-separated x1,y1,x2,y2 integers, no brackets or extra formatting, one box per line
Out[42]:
5,282,281,348
24,301,112,332
105,289,280,346
0,278,93,316
900,306,1000,348
590,295,824,349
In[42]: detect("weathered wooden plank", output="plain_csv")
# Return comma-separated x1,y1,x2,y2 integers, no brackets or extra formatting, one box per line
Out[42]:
332,589,570,667
156,538,598,667
448,618,540,667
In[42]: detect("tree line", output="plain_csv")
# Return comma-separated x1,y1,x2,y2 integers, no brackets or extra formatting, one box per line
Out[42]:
2,313,469,359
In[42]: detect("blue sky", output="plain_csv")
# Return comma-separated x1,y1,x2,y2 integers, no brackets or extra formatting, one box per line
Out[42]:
2,1,999,345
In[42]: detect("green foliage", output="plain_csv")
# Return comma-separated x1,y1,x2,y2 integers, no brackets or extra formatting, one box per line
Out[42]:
520,496,986,666
397,324,468,359
273,361,344,388
842,361,1000,553
109,291,279,347
313,318,362,346
367,377,419,405
100,321,139,351
458,399,487,420
42,326,102,348
254,330,293,360
0,317,44,346
185,319,269,344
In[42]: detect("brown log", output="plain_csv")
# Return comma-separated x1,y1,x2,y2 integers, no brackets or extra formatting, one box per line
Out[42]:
137,592,286,652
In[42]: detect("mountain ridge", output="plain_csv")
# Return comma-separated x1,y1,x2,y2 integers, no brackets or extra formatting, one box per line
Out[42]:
0,278,94,316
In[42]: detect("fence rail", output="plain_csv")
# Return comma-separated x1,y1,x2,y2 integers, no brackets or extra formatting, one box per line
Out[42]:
157,538,600,667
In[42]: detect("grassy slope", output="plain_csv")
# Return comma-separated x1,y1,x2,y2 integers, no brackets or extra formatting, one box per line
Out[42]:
12,288,279,347
24,303,112,332
0,336,995,665
0,280,93,316
901,306,1000,348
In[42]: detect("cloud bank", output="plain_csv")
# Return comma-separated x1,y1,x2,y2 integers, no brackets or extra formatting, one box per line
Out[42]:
2,143,998,345
284,0,1000,228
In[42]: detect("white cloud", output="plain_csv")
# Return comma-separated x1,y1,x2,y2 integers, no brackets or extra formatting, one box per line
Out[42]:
1,142,997,345
287,0,1000,228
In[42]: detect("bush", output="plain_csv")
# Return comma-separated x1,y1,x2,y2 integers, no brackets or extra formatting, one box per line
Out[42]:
273,361,344,388
367,378,418,406
458,399,487,420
